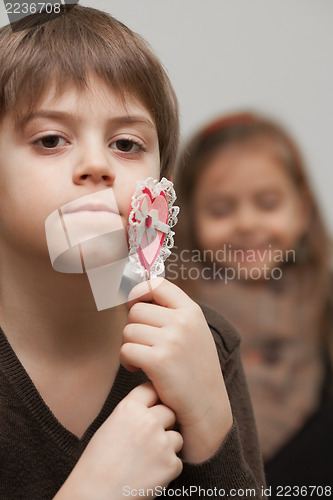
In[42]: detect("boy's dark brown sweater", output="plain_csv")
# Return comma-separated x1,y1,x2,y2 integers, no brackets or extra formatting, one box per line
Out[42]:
0,304,265,499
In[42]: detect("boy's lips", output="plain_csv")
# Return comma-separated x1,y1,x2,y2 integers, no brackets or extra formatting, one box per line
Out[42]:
62,202,119,215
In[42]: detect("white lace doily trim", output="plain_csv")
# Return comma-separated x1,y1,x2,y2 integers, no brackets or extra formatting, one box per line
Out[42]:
128,177,179,279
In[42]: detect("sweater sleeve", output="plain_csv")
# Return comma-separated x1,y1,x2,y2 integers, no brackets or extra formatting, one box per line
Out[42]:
167,305,266,499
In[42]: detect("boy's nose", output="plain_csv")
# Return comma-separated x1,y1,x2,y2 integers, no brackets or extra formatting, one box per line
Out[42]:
73,153,115,187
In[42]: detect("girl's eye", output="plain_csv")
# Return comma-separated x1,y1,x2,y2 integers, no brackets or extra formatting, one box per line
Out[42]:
258,197,280,210
110,138,144,154
256,192,281,210
207,202,234,218
33,135,68,150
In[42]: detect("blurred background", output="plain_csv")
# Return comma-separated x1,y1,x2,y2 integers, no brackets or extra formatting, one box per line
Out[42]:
1,0,332,232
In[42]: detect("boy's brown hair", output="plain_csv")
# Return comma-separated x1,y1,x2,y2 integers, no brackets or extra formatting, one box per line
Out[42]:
0,4,179,178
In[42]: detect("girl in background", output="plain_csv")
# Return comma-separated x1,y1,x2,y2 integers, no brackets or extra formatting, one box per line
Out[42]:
170,112,333,492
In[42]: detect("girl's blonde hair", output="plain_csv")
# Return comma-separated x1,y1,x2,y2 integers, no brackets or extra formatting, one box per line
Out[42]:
0,4,179,178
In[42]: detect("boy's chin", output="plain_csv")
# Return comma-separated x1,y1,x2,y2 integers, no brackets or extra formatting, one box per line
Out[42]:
80,233,129,270
51,231,129,274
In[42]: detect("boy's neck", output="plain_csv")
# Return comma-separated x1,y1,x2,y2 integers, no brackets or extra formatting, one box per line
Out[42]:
0,249,127,365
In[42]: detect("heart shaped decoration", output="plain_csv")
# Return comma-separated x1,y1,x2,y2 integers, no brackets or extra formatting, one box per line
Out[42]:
128,178,179,279
135,190,169,271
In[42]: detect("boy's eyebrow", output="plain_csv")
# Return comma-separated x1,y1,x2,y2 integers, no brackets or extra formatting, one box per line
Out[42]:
112,115,156,129
16,110,155,130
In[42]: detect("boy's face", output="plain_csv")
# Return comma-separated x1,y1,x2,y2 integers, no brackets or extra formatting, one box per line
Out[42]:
0,75,160,262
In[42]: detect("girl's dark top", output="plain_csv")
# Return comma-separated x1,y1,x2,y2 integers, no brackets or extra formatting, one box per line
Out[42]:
265,392,333,496
265,291,333,498
0,304,265,499
191,267,333,497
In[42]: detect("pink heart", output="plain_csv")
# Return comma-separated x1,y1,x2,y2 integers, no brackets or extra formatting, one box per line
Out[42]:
136,189,169,271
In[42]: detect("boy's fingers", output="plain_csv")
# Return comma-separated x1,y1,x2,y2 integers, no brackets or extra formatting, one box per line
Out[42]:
123,323,159,346
120,342,152,374
150,404,176,430
126,381,158,408
127,277,163,306
127,302,172,328
168,430,184,454
127,278,191,310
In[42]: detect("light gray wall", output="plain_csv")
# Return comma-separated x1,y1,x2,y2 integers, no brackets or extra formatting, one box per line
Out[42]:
1,0,332,232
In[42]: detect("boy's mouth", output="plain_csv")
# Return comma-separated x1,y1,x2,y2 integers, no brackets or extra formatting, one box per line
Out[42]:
62,201,119,216
59,188,121,217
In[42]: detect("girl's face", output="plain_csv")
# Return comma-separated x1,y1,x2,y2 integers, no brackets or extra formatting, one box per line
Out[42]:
0,74,160,263
193,144,308,278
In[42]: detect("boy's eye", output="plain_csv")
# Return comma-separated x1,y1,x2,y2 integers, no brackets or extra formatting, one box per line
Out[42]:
34,135,68,149
110,138,144,154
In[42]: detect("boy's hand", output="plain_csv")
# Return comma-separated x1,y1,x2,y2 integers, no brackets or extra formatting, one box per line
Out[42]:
121,278,233,463
54,382,183,500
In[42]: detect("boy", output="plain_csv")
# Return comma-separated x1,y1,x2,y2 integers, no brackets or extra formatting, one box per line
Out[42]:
0,5,265,498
